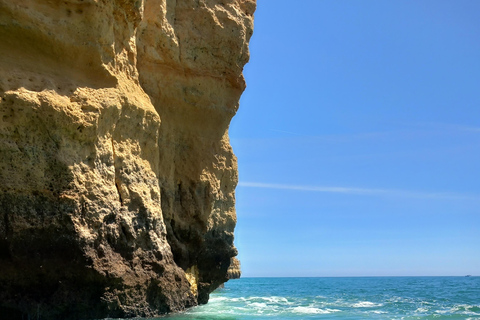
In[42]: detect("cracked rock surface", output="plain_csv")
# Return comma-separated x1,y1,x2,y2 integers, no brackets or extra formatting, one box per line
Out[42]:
0,0,254,318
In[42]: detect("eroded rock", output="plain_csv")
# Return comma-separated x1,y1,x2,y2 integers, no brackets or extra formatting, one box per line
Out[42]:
227,257,241,279
0,0,255,318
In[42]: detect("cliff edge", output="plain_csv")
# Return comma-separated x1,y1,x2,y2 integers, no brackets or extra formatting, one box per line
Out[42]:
0,0,255,319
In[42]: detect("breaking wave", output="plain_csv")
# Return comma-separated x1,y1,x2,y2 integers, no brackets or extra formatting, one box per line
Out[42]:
162,277,480,320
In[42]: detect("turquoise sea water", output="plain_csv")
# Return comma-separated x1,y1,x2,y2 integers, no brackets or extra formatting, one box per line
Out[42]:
162,277,480,320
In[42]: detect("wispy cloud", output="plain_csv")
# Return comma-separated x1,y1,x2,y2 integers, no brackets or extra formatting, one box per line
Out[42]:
406,122,480,133
238,181,477,201
269,129,305,136
258,129,401,144
460,125,480,133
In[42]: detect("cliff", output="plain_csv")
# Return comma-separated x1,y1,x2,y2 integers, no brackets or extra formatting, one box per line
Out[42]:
0,0,255,319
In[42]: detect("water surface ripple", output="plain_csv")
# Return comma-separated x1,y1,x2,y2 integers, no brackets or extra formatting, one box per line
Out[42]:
159,277,479,319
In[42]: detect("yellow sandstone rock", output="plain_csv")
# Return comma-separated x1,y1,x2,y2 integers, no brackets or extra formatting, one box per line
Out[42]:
227,257,242,279
0,0,255,318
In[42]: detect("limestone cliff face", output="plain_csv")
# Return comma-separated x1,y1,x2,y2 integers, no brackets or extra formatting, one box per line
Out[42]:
0,0,254,319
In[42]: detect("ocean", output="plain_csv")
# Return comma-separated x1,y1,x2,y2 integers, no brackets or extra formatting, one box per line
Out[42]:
161,277,480,320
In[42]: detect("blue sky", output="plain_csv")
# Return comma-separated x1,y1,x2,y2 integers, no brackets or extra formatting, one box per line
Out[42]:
229,0,480,277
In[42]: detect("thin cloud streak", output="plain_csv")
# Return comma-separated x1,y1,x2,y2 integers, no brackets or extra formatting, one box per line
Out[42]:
406,122,480,133
238,182,477,201
461,126,480,133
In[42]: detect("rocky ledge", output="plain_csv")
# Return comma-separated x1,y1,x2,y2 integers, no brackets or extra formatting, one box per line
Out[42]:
227,257,241,279
0,0,254,319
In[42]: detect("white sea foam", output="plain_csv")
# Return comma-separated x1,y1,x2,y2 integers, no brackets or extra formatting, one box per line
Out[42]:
437,308,463,315
246,296,274,303
208,296,229,302
449,304,480,316
247,301,283,314
229,297,247,302
291,306,332,314
289,306,341,315
260,296,290,304
249,302,267,309
371,310,387,314
435,305,479,315
386,296,413,303
352,301,383,308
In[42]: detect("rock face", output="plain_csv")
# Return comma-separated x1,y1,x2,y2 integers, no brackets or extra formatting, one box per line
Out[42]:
0,0,254,319
227,257,241,279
